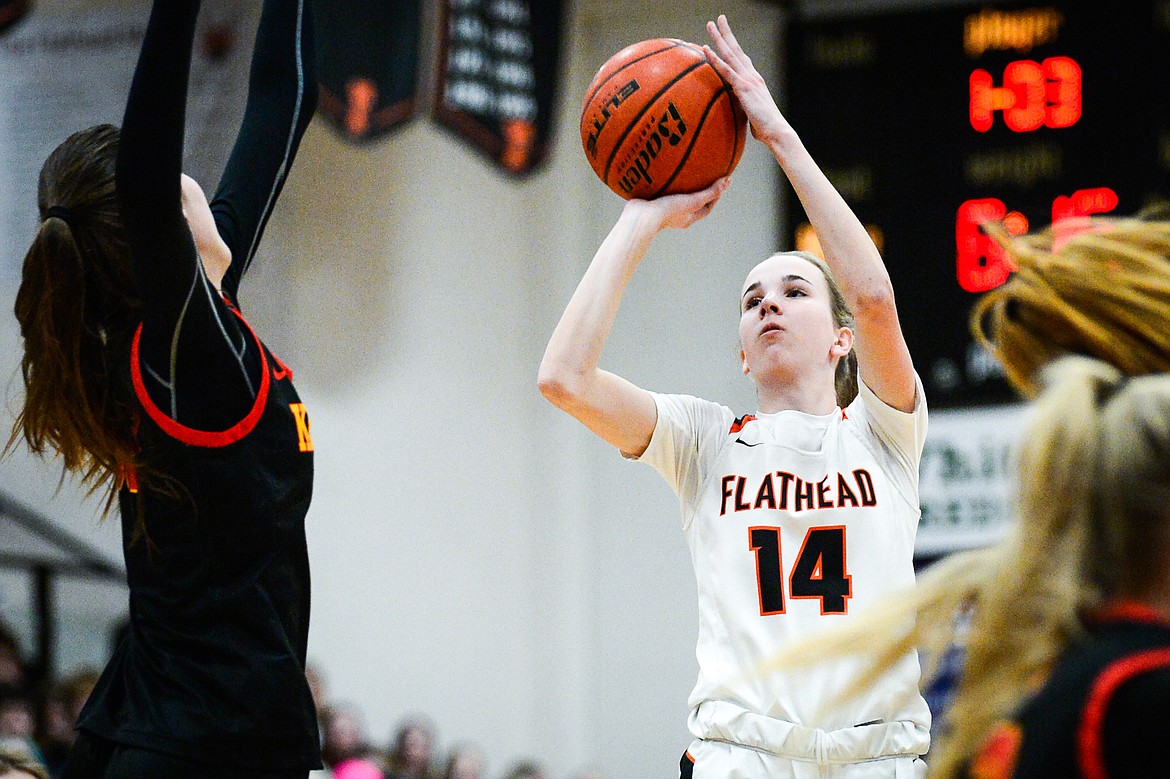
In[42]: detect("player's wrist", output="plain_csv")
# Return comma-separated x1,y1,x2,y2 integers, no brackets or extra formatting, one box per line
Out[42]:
759,119,799,156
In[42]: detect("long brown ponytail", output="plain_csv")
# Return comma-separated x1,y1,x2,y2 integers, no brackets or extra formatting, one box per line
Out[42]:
7,124,140,510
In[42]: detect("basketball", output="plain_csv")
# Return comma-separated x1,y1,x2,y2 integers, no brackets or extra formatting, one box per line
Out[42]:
580,38,747,200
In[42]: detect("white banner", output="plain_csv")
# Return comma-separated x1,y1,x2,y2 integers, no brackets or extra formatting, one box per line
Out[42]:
916,403,1029,556
0,1,259,284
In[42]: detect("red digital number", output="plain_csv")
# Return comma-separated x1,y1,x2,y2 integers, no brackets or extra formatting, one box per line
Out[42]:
956,188,1118,292
969,56,1082,132
1051,187,1119,223
956,199,1026,292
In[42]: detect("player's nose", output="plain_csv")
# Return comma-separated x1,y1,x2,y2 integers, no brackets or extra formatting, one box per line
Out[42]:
760,290,782,315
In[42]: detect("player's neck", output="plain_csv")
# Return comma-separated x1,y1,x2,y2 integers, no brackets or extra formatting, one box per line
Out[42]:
755,378,837,415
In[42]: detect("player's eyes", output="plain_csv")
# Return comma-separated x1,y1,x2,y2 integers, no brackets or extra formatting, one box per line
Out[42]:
786,287,808,297
743,297,761,310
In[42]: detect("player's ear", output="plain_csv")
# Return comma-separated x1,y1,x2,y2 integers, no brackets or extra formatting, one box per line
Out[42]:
740,348,750,375
830,327,853,358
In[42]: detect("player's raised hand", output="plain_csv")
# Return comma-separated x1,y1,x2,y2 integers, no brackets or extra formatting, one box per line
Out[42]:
625,176,731,232
704,15,787,144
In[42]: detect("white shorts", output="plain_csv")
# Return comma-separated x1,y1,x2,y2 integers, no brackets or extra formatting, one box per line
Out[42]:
684,700,930,779
684,739,927,779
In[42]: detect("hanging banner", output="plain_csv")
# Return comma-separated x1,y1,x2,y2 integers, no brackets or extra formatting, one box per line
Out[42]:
314,0,421,141
434,0,564,175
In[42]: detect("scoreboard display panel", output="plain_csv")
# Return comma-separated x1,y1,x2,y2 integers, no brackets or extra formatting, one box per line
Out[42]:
784,1,1170,406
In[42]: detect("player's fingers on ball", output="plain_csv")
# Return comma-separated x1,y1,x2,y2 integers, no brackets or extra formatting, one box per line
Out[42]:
706,19,724,46
703,46,735,83
697,178,726,204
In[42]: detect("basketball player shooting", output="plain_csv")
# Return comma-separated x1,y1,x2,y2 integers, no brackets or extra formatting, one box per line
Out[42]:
539,15,930,779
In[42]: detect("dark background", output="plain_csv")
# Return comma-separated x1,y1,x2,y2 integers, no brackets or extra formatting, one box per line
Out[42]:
785,0,1170,406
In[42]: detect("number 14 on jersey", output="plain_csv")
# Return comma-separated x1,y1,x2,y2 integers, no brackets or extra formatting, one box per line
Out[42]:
750,525,852,616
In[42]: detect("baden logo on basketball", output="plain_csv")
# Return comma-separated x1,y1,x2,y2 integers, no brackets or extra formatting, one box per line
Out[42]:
617,102,690,195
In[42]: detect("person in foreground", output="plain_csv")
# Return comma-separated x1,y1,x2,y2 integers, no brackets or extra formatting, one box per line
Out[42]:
9,0,320,776
763,215,1170,779
540,15,930,779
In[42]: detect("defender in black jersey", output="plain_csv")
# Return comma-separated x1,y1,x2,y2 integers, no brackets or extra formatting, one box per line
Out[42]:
11,0,320,776
969,603,1170,779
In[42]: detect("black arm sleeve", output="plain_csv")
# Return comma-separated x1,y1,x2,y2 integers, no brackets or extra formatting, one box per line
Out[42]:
215,0,318,298
116,0,313,433
116,0,203,317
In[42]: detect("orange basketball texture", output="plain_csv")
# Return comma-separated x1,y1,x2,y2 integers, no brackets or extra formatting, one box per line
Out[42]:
581,38,747,199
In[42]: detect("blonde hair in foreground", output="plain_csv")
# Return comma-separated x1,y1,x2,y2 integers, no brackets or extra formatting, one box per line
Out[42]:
972,215,1170,396
758,358,1170,778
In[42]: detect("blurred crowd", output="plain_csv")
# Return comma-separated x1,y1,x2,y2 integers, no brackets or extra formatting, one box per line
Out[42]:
308,665,606,779
0,621,605,779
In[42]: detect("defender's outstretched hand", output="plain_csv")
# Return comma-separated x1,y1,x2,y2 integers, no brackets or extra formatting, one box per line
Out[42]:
704,15,787,144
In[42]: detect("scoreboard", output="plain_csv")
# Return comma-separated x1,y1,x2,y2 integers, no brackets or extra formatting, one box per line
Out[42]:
784,1,1170,406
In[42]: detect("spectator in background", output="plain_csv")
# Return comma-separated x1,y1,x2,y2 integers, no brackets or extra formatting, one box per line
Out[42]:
331,756,383,779
0,628,25,695
0,746,49,779
0,698,33,740
499,761,544,779
384,716,439,779
320,703,377,769
305,664,328,731
441,743,484,779
36,669,98,776
0,695,42,767
304,665,331,779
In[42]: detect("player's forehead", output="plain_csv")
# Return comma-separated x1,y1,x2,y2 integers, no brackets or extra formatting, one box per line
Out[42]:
741,253,828,295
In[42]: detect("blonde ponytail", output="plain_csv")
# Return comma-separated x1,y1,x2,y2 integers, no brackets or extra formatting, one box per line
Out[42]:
972,218,1170,396
931,358,1121,775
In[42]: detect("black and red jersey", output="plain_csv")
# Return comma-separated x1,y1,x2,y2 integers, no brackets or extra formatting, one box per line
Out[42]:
74,0,321,770
969,603,1170,779
78,326,318,770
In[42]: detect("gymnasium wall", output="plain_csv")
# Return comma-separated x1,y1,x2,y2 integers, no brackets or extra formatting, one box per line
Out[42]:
0,1,780,776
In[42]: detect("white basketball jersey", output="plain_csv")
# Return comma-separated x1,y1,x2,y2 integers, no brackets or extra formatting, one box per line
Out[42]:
637,378,931,740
